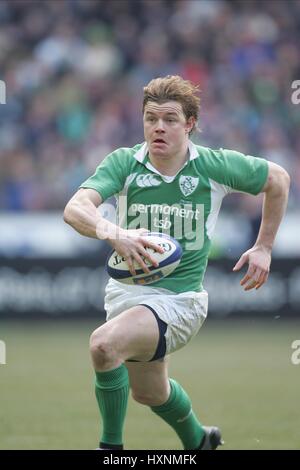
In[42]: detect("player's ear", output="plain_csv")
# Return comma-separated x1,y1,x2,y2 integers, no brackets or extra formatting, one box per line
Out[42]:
185,116,195,134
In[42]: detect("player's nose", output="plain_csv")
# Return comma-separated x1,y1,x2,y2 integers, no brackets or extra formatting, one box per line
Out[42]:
154,119,165,132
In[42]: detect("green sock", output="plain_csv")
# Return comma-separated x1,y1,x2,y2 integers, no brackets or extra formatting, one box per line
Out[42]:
151,379,205,450
95,364,129,447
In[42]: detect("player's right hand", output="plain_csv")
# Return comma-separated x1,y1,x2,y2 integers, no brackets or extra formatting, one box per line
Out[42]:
108,228,165,276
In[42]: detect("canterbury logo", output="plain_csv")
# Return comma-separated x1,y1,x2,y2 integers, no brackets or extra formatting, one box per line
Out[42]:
136,174,162,187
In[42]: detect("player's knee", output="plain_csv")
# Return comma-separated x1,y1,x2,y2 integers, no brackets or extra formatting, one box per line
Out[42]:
89,330,116,364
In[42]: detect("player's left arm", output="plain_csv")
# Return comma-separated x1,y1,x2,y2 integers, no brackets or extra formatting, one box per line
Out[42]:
233,161,290,290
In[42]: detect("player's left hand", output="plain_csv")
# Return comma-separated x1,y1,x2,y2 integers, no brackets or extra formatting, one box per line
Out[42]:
233,245,271,291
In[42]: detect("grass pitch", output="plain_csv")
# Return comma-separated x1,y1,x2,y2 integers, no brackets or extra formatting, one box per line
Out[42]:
0,318,299,450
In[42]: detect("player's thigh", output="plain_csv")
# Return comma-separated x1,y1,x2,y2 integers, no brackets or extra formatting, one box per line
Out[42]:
92,305,160,362
125,356,170,404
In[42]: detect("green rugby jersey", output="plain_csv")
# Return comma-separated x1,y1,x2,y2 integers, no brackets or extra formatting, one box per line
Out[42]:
80,141,268,293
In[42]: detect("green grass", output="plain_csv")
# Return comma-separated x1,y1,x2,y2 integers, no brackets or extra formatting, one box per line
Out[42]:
0,318,299,450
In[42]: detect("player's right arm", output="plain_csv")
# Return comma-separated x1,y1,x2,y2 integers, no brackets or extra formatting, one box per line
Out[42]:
64,188,117,240
63,188,163,275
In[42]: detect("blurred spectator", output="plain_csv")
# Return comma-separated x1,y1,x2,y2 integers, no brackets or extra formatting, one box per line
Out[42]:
0,0,299,213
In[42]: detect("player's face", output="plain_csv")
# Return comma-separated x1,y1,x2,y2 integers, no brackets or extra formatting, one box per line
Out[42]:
143,101,194,158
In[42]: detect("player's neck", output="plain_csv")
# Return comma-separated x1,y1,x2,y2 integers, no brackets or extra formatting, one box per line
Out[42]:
148,148,189,177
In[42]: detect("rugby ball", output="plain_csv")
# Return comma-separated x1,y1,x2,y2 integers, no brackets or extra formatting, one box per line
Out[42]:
106,232,182,286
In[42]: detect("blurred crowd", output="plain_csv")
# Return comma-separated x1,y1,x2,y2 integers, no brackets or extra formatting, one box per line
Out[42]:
0,0,300,212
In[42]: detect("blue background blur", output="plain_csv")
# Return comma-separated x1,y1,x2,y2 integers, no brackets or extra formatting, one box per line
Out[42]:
1,0,300,210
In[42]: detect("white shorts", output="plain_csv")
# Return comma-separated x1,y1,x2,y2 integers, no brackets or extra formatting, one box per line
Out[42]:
104,278,208,356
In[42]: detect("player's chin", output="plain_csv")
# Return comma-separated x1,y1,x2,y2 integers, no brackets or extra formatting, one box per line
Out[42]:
149,143,169,155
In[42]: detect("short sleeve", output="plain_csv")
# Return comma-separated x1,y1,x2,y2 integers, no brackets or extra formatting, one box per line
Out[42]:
79,149,129,201
201,148,269,195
